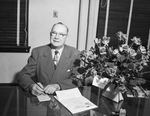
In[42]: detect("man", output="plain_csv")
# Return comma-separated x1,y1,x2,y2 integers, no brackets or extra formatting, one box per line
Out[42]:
18,22,80,96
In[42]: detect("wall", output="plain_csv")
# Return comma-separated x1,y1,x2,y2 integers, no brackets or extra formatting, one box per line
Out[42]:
0,0,80,83
0,0,100,83
29,0,79,48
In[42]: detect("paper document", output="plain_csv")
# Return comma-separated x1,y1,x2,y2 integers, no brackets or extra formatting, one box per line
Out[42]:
37,94,51,102
55,88,97,114
92,75,109,89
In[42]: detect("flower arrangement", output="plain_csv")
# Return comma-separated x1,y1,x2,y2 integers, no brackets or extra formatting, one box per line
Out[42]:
72,31,150,97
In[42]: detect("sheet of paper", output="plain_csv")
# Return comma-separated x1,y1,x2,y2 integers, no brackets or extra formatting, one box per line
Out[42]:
56,87,82,101
59,96,97,114
37,94,51,102
55,88,97,114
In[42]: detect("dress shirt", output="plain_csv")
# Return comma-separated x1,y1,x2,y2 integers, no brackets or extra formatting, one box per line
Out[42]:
51,46,64,63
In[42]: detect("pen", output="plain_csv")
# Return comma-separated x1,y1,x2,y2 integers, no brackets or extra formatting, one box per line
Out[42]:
36,82,44,89
36,83,46,95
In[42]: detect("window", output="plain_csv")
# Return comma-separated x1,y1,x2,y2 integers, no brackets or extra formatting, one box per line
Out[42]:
0,0,30,52
96,0,150,48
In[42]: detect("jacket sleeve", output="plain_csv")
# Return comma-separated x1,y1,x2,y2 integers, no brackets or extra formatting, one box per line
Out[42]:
17,48,38,91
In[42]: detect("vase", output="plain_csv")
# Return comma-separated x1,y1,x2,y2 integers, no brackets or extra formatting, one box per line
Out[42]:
102,84,124,103
92,75,124,103
92,86,126,116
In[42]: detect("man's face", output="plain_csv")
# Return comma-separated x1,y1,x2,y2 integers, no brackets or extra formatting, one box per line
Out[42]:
50,24,68,49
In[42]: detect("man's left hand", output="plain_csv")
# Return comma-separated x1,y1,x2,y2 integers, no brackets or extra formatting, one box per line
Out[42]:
44,84,60,94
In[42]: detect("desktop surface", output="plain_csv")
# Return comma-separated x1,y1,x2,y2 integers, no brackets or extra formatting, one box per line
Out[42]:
0,84,150,116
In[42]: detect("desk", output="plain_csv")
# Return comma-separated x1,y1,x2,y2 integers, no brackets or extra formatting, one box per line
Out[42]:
0,84,150,116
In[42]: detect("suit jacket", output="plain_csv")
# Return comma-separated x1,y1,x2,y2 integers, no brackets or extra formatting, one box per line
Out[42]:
18,44,80,91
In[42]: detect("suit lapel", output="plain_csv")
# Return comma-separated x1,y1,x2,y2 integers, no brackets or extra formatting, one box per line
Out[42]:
57,45,70,69
42,45,55,81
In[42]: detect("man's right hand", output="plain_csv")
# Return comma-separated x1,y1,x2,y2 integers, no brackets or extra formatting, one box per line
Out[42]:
29,82,45,96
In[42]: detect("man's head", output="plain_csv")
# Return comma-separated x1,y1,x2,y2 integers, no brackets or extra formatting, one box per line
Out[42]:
50,22,69,49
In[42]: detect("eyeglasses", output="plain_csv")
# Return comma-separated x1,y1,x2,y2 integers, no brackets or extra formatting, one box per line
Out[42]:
51,31,67,38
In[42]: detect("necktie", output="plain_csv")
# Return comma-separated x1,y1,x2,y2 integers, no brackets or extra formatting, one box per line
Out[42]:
53,50,59,68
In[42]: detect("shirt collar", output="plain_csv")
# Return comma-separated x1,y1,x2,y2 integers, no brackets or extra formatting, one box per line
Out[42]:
51,45,64,57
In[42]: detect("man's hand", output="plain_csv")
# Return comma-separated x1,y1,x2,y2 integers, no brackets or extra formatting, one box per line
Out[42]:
44,84,60,94
29,82,45,96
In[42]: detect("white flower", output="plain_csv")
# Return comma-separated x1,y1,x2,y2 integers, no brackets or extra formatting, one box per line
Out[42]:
120,76,126,83
117,31,128,44
94,38,101,44
131,37,141,45
102,36,110,46
129,48,137,57
121,44,129,52
119,46,123,52
99,46,107,55
113,49,119,55
140,46,146,54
